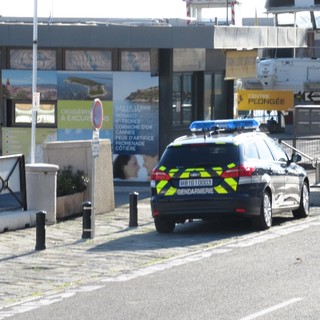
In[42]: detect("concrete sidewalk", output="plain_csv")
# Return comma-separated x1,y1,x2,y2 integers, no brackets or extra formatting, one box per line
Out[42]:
0,193,156,309
1,174,320,311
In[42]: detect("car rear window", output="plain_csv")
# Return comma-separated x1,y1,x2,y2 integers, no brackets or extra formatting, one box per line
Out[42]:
158,144,239,168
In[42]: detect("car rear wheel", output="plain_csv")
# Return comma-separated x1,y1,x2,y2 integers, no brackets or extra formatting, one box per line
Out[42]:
253,191,272,230
154,216,175,233
292,182,309,219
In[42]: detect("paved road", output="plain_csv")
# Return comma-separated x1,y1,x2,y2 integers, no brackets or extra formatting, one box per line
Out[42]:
9,217,320,320
0,172,319,314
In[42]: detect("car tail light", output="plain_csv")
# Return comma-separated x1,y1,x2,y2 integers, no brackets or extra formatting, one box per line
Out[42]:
238,164,255,177
221,164,255,178
151,169,171,181
235,208,247,213
152,210,160,217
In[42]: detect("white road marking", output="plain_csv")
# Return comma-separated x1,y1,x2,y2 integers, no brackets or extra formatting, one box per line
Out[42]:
0,286,103,320
0,218,317,319
228,223,310,248
101,220,314,283
102,248,232,283
239,298,303,320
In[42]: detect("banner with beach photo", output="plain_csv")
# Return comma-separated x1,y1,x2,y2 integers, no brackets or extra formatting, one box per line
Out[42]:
112,72,159,181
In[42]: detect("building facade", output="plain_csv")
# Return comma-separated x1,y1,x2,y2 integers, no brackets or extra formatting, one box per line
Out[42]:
0,18,307,181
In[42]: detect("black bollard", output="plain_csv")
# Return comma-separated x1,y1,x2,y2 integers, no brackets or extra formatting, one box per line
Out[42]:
129,192,139,227
82,201,92,239
35,211,46,251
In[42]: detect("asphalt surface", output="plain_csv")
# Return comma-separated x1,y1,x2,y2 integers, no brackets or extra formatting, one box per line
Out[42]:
0,172,320,312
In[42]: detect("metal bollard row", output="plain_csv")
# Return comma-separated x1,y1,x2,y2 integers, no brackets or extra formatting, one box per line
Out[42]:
129,192,139,227
35,210,46,251
82,201,92,239
35,194,140,247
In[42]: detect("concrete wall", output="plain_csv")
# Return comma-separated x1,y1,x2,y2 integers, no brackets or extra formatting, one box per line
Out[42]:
43,139,114,215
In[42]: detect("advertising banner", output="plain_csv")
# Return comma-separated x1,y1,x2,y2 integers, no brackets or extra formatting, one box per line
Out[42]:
1,69,159,181
113,72,159,181
2,127,57,163
57,71,113,141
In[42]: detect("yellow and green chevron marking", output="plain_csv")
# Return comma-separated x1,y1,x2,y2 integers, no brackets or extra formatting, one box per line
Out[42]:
155,164,238,196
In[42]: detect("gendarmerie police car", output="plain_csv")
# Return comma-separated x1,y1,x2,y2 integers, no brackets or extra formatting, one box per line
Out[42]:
150,119,310,233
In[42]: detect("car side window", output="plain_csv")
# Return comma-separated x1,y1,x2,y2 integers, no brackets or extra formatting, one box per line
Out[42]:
256,140,275,161
244,141,259,159
265,138,289,162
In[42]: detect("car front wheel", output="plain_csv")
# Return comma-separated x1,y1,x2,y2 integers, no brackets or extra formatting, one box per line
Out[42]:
253,191,272,230
293,182,310,219
154,216,175,233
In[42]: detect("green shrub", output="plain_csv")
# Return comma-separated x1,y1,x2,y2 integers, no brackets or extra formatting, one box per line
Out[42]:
57,165,89,197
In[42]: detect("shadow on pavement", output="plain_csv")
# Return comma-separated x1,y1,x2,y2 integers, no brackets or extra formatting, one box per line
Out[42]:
107,181,320,253
88,215,298,253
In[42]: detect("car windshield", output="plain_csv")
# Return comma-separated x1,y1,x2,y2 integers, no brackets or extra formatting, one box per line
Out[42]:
159,144,239,168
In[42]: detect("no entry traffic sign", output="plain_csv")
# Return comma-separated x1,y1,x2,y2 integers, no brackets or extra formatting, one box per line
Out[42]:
91,98,104,130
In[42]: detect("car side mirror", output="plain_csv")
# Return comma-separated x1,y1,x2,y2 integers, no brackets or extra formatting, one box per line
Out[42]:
291,153,301,163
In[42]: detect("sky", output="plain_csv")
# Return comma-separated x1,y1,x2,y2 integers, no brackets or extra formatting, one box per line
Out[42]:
0,0,267,19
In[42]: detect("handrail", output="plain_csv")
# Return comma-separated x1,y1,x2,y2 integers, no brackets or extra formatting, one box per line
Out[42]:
280,139,320,184
280,140,317,166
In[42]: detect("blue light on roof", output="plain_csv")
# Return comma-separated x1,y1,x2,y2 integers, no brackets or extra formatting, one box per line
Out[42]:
189,119,260,132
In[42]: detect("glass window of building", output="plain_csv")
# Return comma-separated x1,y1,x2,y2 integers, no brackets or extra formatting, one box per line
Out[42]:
213,73,227,119
204,74,213,120
172,74,192,126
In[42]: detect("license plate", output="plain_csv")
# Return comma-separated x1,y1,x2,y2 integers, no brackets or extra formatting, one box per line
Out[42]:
179,179,212,187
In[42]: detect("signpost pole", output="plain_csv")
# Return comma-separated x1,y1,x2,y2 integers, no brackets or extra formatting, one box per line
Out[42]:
91,141,96,239
90,129,100,239
31,0,38,164
90,98,104,239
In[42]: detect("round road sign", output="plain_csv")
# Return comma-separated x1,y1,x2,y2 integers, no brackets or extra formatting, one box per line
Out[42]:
91,98,104,130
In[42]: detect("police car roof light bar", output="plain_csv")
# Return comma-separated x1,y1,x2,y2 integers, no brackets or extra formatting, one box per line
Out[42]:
189,119,260,133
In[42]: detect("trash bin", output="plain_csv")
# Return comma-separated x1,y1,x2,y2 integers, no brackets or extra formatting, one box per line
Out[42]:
26,163,59,225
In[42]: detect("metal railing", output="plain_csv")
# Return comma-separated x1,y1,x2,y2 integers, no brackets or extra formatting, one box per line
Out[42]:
279,138,320,184
0,154,27,212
